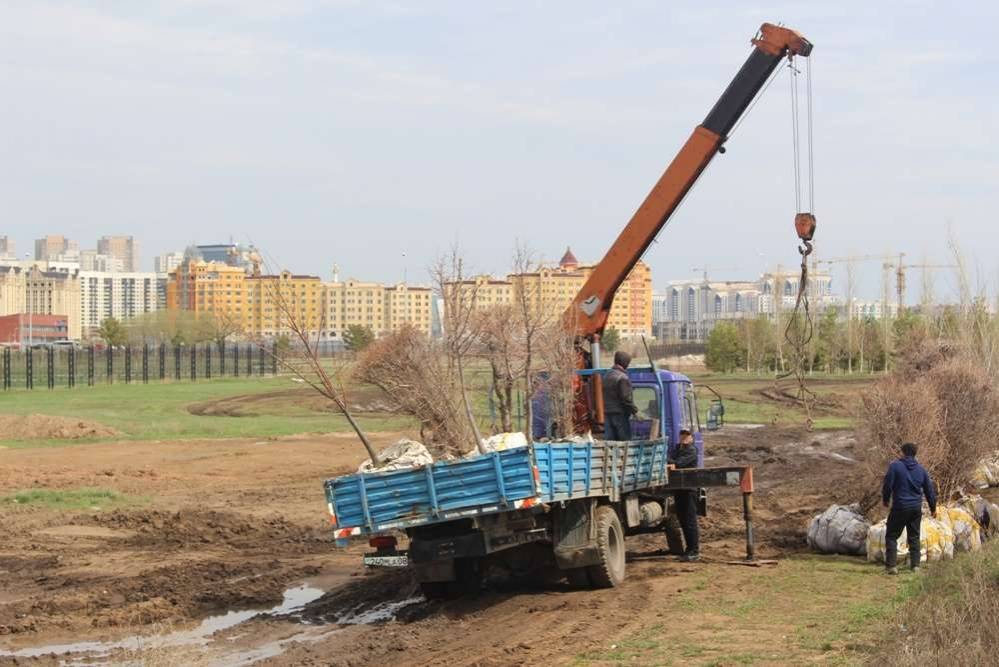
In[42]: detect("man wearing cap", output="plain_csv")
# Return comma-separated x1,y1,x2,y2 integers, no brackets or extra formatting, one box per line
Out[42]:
669,429,700,561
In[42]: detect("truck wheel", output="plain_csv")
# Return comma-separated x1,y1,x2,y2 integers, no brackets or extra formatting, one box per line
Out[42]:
419,581,449,600
565,567,591,588
586,505,626,588
664,514,685,555
446,558,482,597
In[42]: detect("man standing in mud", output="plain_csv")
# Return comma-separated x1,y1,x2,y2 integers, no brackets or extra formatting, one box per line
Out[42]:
669,429,700,562
882,442,937,575
602,351,638,441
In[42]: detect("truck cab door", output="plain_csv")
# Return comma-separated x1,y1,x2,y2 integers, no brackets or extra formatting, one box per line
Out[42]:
629,384,662,441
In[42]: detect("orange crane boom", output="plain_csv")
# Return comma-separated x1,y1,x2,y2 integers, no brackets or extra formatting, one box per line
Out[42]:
566,23,813,355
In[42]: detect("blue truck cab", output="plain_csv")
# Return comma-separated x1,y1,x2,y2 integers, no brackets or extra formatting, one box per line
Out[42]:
532,367,712,467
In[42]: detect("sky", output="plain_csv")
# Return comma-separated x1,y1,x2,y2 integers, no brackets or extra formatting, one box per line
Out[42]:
2,1,997,301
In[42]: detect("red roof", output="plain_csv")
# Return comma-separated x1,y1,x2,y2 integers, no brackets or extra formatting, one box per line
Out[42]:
559,247,578,267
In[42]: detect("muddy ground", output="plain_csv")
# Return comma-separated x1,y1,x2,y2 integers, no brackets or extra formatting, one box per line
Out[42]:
0,418,886,666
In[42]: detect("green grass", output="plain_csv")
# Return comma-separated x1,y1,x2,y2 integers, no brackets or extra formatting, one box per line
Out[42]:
1,487,144,510
574,555,907,666
689,373,874,429
0,376,414,448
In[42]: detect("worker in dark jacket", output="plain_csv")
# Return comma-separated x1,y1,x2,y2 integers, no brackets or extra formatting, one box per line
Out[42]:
669,429,700,561
602,351,638,441
882,442,937,575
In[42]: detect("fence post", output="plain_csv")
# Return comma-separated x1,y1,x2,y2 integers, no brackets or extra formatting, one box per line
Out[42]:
174,345,181,381
246,345,252,376
190,345,197,381
68,347,75,388
159,343,166,380
258,344,264,376
124,345,132,383
88,346,95,386
46,347,54,389
219,342,225,376
205,345,212,379
271,342,277,375
106,347,113,384
2,347,9,390
142,344,149,384
233,344,240,377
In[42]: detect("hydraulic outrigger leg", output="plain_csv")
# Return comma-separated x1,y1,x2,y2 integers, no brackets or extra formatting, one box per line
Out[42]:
661,465,756,561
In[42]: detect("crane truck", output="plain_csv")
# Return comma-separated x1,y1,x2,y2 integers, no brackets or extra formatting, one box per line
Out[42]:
323,23,814,596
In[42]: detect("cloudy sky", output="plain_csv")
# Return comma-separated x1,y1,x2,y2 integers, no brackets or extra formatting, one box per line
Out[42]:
2,1,996,300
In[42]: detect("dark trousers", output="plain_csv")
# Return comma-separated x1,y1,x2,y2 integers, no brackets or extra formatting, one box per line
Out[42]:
674,491,700,555
885,506,922,569
605,413,632,441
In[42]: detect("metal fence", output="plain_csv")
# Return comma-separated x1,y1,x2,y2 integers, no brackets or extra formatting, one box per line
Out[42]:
1,343,278,391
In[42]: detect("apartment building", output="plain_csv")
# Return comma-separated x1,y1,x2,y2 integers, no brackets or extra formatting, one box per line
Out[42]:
0,236,14,260
0,266,26,317
34,235,79,261
79,271,166,335
449,248,653,337
97,236,139,272
24,266,81,340
154,252,184,274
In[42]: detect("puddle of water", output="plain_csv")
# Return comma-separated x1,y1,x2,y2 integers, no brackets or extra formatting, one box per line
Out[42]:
335,597,424,625
0,584,326,661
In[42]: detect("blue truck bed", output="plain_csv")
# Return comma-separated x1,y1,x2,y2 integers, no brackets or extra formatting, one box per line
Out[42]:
325,439,669,538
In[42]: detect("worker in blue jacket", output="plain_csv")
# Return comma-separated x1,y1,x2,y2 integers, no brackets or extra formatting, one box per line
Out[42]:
881,442,937,575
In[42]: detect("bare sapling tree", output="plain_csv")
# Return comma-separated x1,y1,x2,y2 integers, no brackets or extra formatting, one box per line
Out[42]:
535,314,582,439
355,324,476,456
475,304,522,433
511,241,551,442
261,273,380,466
433,246,487,454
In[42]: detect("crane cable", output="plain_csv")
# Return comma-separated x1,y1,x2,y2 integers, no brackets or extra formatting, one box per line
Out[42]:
778,53,817,430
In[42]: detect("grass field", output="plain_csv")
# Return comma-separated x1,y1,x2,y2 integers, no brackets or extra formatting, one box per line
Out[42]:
1,487,145,510
690,372,873,430
0,376,413,448
0,370,875,448
573,554,919,666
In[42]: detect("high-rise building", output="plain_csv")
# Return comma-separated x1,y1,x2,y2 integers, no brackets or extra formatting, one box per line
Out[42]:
0,236,14,260
79,250,125,272
79,271,164,335
97,236,139,272
655,270,838,342
154,252,184,274
25,266,81,340
34,235,79,261
0,266,27,317
449,247,653,338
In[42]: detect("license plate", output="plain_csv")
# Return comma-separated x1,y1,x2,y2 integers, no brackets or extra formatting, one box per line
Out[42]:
363,554,409,568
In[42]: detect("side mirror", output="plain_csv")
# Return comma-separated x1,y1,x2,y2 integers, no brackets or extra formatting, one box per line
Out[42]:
706,400,725,431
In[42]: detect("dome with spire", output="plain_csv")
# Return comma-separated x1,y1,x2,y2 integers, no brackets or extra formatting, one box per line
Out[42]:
559,246,579,269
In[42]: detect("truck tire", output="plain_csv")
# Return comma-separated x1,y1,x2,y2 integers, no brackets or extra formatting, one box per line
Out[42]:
446,558,482,597
565,567,591,588
664,514,685,555
419,581,449,600
586,505,626,588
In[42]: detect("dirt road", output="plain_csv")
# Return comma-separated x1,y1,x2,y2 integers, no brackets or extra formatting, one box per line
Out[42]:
0,425,873,665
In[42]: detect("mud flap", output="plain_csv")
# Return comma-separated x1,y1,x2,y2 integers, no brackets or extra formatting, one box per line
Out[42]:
553,499,601,570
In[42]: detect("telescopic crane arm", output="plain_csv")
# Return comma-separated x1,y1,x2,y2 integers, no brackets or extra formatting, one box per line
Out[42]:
566,23,814,350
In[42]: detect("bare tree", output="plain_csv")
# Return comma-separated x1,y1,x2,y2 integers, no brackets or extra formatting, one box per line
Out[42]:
432,246,487,453
260,273,380,465
355,325,475,456
511,241,552,441
476,304,522,432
